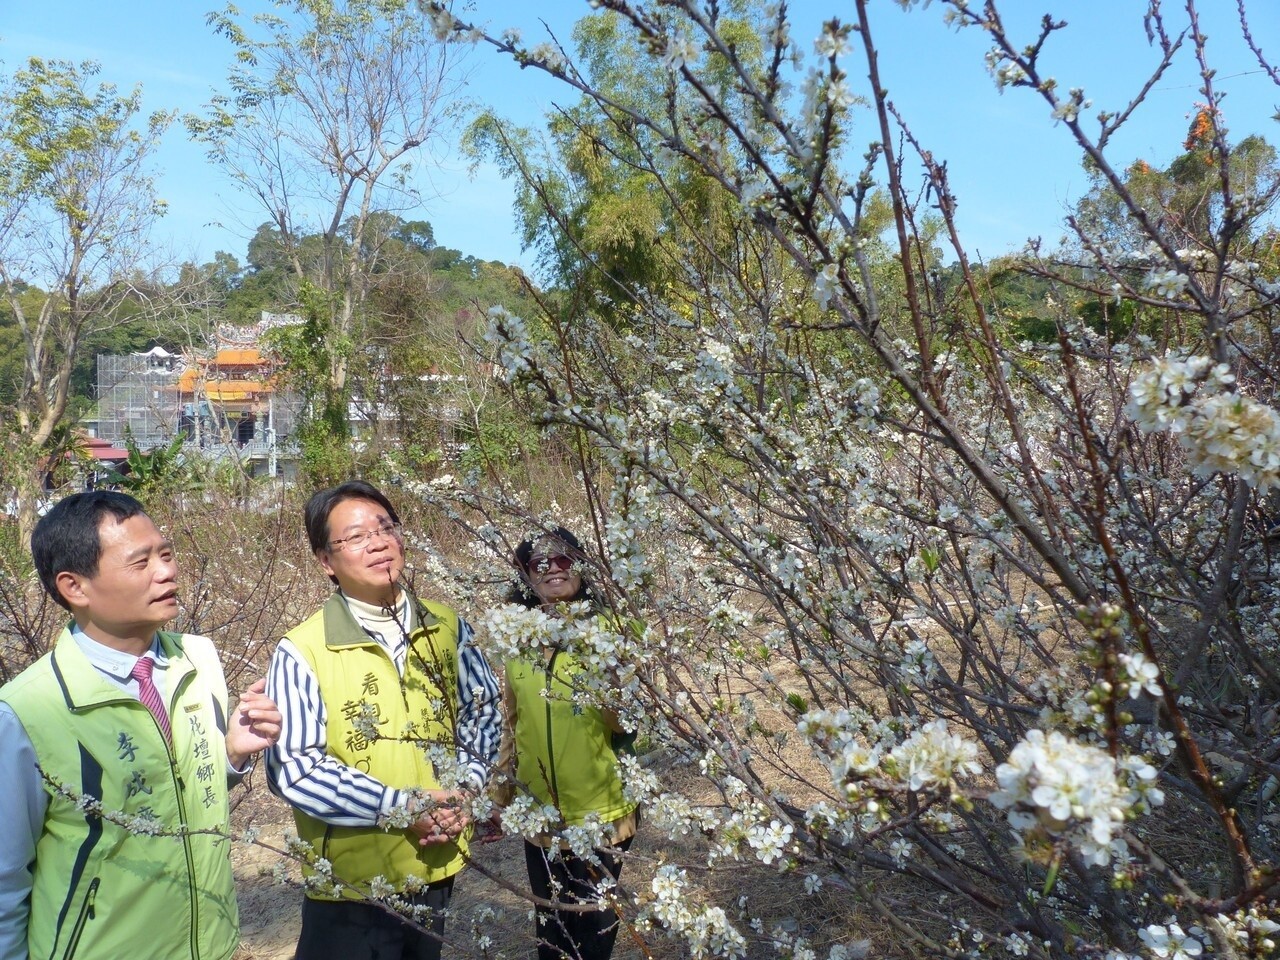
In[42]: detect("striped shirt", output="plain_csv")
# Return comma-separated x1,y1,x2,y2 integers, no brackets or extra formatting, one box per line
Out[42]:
265,594,501,826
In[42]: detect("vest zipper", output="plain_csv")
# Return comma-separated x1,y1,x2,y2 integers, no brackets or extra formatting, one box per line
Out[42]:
545,649,560,807
166,671,202,958
60,876,99,960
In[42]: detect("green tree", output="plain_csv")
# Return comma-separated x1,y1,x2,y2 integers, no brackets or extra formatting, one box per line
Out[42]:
1073,109,1279,255
0,57,172,541
104,433,191,495
467,10,768,326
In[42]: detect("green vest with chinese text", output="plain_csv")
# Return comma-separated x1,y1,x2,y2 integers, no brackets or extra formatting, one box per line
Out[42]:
285,590,465,898
0,628,239,960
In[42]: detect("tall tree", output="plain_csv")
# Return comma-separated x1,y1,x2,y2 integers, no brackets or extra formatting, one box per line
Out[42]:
189,0,464,482
0,57,172,540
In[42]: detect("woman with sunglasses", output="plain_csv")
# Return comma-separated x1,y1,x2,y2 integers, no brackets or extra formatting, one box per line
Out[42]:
493,527,639,960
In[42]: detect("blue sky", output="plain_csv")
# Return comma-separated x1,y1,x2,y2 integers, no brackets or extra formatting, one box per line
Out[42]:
2,2,1277,273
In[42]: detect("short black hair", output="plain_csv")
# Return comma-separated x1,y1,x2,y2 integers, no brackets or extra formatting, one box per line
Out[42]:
507,526,598,609
304,480,401,554
32,491,148,610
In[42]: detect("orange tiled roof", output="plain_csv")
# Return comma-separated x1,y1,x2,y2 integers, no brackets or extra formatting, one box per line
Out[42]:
203,379,271,401
214,348,264,366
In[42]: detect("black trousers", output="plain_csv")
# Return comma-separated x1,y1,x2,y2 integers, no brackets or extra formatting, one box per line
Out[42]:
524,837,633,960
294,878,454,960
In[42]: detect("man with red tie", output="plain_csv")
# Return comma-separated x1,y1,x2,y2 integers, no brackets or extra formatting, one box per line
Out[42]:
0,491,281,960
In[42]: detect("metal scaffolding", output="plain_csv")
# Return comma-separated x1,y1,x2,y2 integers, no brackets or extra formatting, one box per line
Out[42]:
95,348,183,447
94,338,303,477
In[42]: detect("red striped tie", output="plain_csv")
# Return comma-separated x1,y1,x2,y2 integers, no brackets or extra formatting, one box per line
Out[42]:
130,656,172,745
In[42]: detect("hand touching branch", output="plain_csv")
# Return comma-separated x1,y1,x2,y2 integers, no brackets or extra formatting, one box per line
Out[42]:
226,677,282,770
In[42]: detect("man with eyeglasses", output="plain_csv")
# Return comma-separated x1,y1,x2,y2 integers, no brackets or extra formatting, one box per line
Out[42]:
265,480,500,960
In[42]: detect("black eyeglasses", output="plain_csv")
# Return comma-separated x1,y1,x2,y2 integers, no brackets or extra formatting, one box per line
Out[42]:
328,522,403,552
532,553,574,574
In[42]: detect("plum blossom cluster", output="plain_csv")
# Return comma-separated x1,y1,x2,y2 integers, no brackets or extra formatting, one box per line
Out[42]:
421,2,457,42
895,636,938,687
745,818,794,865
484,306,540,385
663,33,698,71
476,601,643,695
302,855,339,895
604,472,658,592
618,753,808,870
644,864,748,959
476,601,587,662
1146,268,1190,299
497,794,562,840
1213,907,1280,957
1126,355,1280,491
1050,87,1092,123
814,262,841,309
42,773,181,838
617,754,723,838
885,719,983,792
990,729,1164,866
1125,355,1235,430
814,22,852,59
693,336,744,402
559,815,616,860
798,709,982,798
1030,664,1099,728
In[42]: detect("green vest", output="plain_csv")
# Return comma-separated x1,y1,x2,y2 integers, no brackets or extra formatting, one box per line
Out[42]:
506,645,637,827
285,591,467,897
0,628,239,960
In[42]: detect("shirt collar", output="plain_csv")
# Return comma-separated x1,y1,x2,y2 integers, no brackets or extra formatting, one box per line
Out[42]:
69,622,167,683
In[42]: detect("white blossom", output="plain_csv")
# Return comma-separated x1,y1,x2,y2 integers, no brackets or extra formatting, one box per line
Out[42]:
1126,355,1280,491
814,262,840,309
528,43,566,72
1146,268,1190,299
1118,651,1162,699
745,818,793,865
1005,932,1030,956
814,28,851,59
664,34,699,71
888,719,982,791
1051,101,1079,123
1139,922,1205,959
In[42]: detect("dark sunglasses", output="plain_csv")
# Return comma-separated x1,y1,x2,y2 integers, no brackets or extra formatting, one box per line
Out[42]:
532,553,574,574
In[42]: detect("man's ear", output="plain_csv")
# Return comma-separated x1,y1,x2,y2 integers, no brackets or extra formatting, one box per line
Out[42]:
316,549,335,580
54,571,89,612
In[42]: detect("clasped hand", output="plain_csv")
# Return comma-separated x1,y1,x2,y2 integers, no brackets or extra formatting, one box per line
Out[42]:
409,790,470,846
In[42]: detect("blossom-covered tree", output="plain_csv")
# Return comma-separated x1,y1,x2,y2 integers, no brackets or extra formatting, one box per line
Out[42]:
401,1,1280,957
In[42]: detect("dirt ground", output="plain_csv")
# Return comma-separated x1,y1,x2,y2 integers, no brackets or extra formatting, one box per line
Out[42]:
228,782,670,960
229,791,672,960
